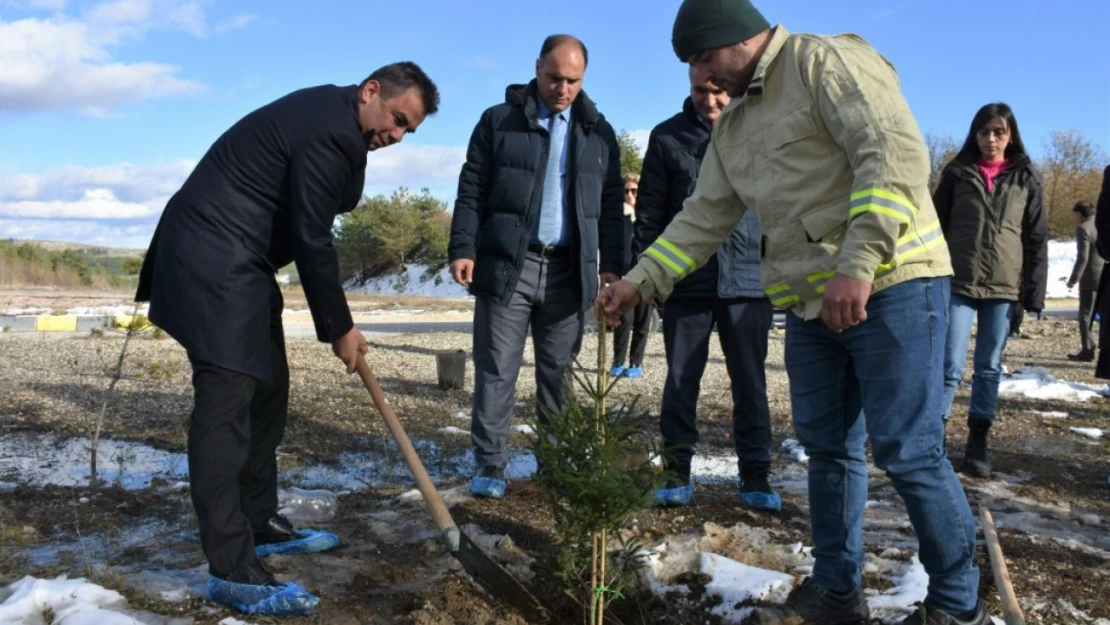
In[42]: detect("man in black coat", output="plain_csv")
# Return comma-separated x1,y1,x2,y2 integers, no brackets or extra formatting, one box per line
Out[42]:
633,69,778,510
136,62,439,615
448,35,623,498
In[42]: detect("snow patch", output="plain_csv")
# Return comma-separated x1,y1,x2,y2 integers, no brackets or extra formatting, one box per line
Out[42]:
0,575,192,625
701,552,793,622
999,366,1108,403
346,264,470,298
864,555,929,620
1069,427,1103,439
780,439,809,463
437,426,469,436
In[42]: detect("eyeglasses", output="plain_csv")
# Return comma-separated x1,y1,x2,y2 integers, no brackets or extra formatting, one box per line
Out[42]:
624,187,638,195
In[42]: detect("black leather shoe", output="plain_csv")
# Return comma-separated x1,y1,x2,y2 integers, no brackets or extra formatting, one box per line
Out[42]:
253,513,298,546
224,559,280,586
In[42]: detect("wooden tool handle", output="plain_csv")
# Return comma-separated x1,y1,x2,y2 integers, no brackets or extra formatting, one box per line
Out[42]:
981,506,1026,625
356,356,456,536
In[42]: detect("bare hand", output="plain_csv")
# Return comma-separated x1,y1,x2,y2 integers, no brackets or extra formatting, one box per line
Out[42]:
593,280,642,328
599,272,620,287
450,259,474,287
819,273,872,332
1066,281,1076,290
332,326,369,374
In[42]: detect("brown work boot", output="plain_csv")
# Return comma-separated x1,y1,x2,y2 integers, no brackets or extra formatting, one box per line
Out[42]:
745,577,870,624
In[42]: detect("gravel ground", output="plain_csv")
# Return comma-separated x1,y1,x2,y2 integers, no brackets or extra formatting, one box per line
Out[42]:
0,315,1107,624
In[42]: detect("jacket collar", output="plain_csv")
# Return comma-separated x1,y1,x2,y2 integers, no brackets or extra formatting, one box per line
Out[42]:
505,80,602,132
681,96,711,132
740,25,791,100
343,84,374,150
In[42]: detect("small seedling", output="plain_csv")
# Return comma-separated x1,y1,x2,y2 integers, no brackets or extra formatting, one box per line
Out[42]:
529,308,659,624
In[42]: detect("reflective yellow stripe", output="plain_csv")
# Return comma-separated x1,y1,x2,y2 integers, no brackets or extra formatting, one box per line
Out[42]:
876,220,946,274
655,239,696,271
849,188,918,224
645,247,686,276
766,283,801,307
805,270,836,295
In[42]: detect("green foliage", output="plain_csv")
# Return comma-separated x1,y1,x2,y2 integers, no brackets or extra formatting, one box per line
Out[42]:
616,130,643,176
122,254,144,276
0,240,141,288
529,338,660,620
333,187,451,284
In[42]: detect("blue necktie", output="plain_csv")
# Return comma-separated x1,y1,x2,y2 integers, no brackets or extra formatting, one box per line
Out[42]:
536,114,565,245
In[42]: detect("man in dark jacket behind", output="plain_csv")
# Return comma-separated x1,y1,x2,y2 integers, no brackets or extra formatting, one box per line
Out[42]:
1067,200,1104,361
633,68,779,511
136,62,440,616
448,35,624,499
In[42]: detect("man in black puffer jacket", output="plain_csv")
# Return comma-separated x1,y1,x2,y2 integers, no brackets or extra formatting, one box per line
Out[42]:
633,68,778,511
448,34,624,498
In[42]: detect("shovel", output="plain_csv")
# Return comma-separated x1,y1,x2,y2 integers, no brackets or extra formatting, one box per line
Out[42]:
354,356,549,623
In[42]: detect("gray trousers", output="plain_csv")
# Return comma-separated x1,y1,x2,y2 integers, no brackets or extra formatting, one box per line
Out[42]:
471,251,583,469
1079,288,1096,352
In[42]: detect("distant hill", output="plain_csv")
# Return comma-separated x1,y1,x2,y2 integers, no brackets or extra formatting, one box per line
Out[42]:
18,240,146,258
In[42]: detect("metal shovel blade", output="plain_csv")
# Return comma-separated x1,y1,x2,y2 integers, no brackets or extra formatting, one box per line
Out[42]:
456,529,549,623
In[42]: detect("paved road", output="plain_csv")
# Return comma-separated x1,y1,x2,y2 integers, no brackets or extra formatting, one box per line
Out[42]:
1,307,1083,339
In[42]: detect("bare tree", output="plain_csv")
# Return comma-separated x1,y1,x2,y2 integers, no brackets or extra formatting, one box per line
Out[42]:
925,132,960,194
1040,129,1106,237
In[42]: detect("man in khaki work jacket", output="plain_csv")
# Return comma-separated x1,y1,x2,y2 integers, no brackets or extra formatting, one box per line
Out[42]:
596,1,988,624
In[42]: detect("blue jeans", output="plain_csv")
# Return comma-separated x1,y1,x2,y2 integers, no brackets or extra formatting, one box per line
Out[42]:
786,277,978,615
942,294,1013,424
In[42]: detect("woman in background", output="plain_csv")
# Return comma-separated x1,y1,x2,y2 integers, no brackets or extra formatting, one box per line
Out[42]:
933,102,1048,478
611,173,653,378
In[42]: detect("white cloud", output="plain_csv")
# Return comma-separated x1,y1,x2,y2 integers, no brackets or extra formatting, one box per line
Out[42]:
628,129,651,157
214,13,256,34
0,160,194,223
364,143,467,189
0,142,470,246
0,0,250,114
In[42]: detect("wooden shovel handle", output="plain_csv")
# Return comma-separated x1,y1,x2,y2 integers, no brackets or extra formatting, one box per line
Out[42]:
980,506,1026,625
355,356,456,536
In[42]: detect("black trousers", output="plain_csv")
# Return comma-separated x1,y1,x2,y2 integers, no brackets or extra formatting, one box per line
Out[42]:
612,301,653,367
659,297,773,473
1009,301,1025,334
187,288,289,577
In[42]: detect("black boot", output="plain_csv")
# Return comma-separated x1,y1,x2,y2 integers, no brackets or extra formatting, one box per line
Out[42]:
1067,349,1095,362
738,462,783,511
222,558,280,586
896,601,990,624
747,577,871,624
963,419,991,478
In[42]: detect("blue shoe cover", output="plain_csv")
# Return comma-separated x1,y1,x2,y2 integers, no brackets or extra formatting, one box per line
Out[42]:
256,529,340,557
610,365,626,376
739,490,782,511
470,475,506,499
206,576,319,616
654,482,694,506
624,365,643,379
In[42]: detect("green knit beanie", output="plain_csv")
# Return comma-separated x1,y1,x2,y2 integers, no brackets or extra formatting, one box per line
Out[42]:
672,0,770,62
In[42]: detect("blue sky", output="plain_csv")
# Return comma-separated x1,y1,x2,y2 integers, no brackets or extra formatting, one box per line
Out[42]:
2,0,1108,249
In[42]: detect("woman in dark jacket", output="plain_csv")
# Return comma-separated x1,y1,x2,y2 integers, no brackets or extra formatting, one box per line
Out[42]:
933,102,1048,478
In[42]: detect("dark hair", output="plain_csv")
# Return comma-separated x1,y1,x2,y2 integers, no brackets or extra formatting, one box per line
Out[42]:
539,34,588,67
955,102,1027,163
1073,200,1095,218
360,61,440,116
